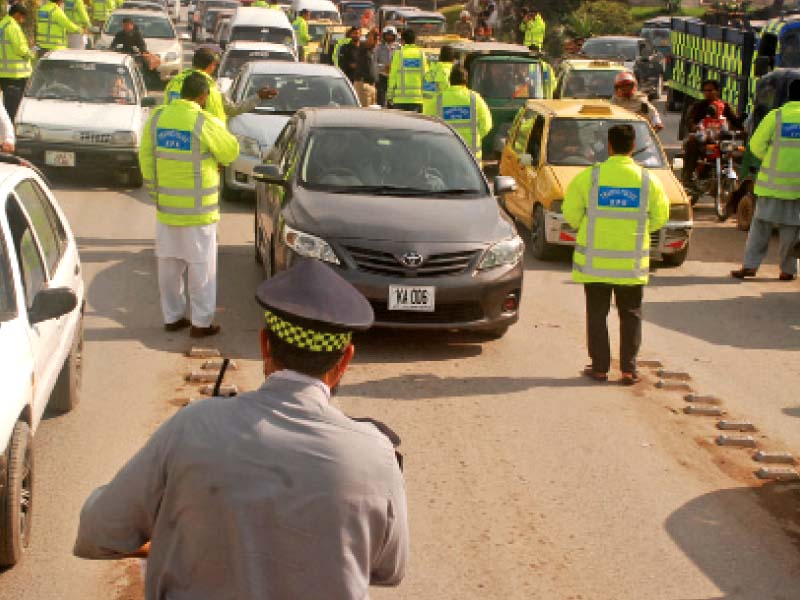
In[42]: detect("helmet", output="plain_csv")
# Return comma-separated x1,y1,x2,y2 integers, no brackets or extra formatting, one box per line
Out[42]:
382,25,397,35
460,10,470,18
614,71,636,87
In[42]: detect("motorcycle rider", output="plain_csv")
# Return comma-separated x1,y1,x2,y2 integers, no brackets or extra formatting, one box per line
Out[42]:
111,17,147,54
610,71,663,131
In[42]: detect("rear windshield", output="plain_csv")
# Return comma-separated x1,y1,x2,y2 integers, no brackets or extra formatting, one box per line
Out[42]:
104,13,175,38
547,118,664,167
471,60,544,100
230,25,294,46
581,39,637,61
240,73,358,110
404,18,446,35
27,61,137,104
562,70,623,99
220,50,295,78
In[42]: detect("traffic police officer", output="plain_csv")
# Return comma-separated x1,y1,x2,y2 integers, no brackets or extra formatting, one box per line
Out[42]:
731,79,800,281
36,0,82,56
74,260,409,598
90,0,117,34
64,0,91,35
423,65,492,159
0,5,34,121
140,72,239,337
292,8,310,61
421,44,454,101
563,124,669,385
387,28,427,112
520,9,546,51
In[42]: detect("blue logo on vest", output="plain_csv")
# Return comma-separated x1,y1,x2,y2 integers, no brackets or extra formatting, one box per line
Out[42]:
422,81,437,92
156,128,191,151
442,106,471,121
780,123,800,139
597,186,641,208
403,58,421,69
65,0,74,8
38,10,49,19
168,91,180,102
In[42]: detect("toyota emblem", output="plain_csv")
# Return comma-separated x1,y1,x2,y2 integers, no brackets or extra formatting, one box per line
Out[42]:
399,251,424,268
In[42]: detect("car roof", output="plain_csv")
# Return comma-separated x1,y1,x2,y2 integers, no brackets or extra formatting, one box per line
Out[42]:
449,41,532,54
110,8,171,17
522,99,649,121
41,49,129,65
300,107,450,132
243,61,340,76
231,6,292,26
292,0,338,10
401,10,444,18
561,58,628,71
584,36,643,44
226,41,294,52
381,4,417,10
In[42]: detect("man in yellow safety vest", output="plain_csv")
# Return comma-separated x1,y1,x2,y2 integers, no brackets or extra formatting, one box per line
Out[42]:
423,65,491,159
0,5,34,121
563,124,669,385
387,28,427,112
140,72,240,338
292,9,310,61
36,0,82,56
421,44,453,101
520,9,545,51
64,0,91,32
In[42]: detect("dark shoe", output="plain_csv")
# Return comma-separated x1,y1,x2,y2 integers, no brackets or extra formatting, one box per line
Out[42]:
779,272,797,281
164,318,190,332
190,324,221,338
583,366,608,382
731,267,757,279
620,372,642,386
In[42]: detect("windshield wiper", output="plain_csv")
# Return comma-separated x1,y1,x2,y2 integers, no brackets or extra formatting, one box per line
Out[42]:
325,185,446,195
426,188,481,196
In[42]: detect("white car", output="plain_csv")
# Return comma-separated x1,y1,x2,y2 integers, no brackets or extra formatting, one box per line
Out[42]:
15,50,156,187
223,61,359,199
226,6,297,53
217,41,297,95
290,0,340,21
0,156,84,567
98,9,187,82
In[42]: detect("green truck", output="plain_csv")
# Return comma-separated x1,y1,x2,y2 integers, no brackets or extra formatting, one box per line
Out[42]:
448,42,555,159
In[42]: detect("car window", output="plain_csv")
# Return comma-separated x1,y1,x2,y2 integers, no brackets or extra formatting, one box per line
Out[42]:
471,60,544,100
6,196,46,311
512,109,536,155
582,39,637,61
526,116,545,163
0,229,17,322
242,74,358,111
27,60,137,105
547,118,664,167
105,13,176,38
782,31,800,68
14,179,66,278
230,26,295,46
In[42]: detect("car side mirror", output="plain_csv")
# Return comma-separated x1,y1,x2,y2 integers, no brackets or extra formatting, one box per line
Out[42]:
253,164,287,185
29,287,77,325
519,153,533,167
141,96,157,107
494,175,517,195
753,56,770,77
180,32,191,41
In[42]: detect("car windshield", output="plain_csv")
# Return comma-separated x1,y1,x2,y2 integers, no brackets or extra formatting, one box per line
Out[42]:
241,74,357,110
582,39,637,61
562,70,623,99
301,127,487,194
642,28,671,46
0,235,16,322
307,23,330,41
230,25,295,46
547,118,664,167
122,2,164,10
27,61,137,104
220,50,294,78
471,60,544,100
405,18,446,35
105,14,175,37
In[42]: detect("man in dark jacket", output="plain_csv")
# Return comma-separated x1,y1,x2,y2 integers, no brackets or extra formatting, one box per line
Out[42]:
111,17,147,54
338,26,361,83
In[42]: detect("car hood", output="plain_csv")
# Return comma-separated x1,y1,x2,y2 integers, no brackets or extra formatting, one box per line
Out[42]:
98,34,179,55
228,112,290,147
18,99,138,133
287,190,513,243
547,165,689,206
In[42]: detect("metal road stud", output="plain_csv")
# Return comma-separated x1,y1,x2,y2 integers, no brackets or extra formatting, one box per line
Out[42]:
755,467,800,481
716,435,757,448
185,371,220,383
201,359,238,370
716,420,756,432
685,394,721,404
656,380,692,391
753,451,795,464
188,347,221,358
200,383,238,397
657,369,691,380
684,405,724,416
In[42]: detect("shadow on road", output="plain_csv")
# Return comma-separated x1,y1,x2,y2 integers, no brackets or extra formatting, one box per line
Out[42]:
665,483,800,599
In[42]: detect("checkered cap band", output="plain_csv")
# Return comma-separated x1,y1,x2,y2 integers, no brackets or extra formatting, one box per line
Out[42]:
265,310,351,352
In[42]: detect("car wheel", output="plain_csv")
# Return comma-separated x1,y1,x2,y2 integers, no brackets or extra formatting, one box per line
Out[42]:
0,422,33,567
49,316,83,414
736,192,755,231
119,168,143,189
716,176,733,222
666,88,681,112
661,245,689,267
530,204,557,260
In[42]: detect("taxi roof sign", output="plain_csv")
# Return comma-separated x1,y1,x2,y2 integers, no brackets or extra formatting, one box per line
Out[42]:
579,104,613,115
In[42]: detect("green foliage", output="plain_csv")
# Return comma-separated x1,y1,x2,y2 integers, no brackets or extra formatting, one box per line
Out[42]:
567,0,634,37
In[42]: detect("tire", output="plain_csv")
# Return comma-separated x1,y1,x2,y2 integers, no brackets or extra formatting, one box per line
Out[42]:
661,244,689,267
737,192,755,231
0,422,33,567
49,316,83,414
120,168,143,189
530,204,557,260
716,176,734,222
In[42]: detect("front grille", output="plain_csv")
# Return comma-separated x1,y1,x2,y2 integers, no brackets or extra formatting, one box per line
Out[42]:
78,132,112,144
371,301,484,324
344,245,479,278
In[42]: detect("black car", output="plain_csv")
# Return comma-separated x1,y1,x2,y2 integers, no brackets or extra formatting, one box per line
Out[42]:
253,108,523,337
581,35,665,99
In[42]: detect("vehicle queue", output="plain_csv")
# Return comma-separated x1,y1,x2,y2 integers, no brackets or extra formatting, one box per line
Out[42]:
0,0,798,596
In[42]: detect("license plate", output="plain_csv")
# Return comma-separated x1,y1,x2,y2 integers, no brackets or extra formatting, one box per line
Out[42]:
388,285,435,312
45,151,75,167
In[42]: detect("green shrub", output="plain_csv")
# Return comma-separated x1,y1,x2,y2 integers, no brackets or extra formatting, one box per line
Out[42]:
568,0,634,37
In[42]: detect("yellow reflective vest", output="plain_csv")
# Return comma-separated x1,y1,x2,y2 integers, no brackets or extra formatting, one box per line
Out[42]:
0,16,33,79
292,16,309,49
332,36,350,67
36,2,82,50
387,44,427,105
64,0,91,29
139,99,240,227
751,101,800,200
90,0,117,22
563,155,670,285
421,60,452,100
164,68,227,123
422,84,492,159
520,14,546,49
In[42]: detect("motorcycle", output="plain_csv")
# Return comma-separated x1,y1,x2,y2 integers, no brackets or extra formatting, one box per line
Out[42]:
687,124,746,221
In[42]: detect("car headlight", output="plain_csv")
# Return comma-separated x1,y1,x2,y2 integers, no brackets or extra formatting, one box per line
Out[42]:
112,131,137,145
236,134,260,158
477,236,524,270
283,224,340,264
16,123,40,139
165,51,178,62
669,203,691,222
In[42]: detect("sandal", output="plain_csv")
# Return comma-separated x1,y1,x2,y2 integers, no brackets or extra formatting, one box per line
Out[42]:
620,372,641,386
731,267,757,279
583,366,608,382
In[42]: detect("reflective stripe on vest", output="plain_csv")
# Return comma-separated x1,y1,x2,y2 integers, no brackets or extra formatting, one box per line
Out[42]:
0,22,28,75
38,5,59,46
397,46,421,97
150,111,218,215
574,165,650,279
436,92,478,154
756,109,800,193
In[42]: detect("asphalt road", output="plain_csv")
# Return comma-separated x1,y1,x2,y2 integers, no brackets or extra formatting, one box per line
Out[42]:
0,70,798,600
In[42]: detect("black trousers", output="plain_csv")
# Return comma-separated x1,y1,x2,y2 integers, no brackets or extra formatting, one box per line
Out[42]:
682,135,701,183
0,77,27,122
584,283,644,374
377,74,388,107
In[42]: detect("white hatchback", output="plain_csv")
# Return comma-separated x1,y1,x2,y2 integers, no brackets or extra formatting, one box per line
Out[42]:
0,157,84,567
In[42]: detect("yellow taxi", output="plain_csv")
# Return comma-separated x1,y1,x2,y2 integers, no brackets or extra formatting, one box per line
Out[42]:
304,19,337,62
555,58,631,99
417,33,465,63
499,100,692,266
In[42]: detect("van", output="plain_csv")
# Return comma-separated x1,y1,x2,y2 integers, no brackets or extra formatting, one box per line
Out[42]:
290,0,339,22
227,7,297,52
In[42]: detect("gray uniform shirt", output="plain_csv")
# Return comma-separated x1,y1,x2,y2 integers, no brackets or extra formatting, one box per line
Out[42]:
74,372,409,599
